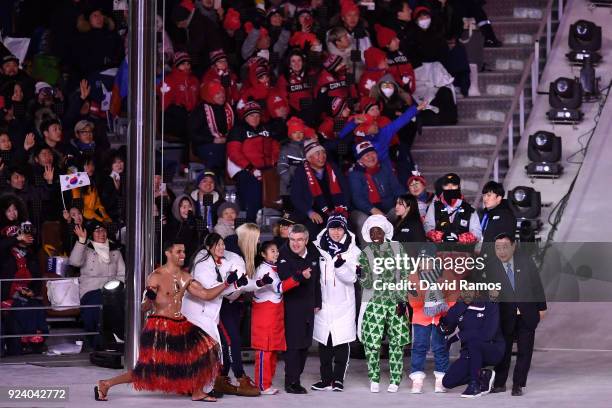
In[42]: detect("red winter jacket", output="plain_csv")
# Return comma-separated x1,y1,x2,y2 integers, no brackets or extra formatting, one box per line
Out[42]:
227,122,280,177
387,50,416,94
358,69,387,97
201,67,240,105
314,69,355,100
159,69,200,112
276,70,313,111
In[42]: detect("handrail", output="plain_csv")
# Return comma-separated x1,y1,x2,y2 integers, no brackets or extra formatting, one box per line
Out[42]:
473,0,564,207
0,276,103,341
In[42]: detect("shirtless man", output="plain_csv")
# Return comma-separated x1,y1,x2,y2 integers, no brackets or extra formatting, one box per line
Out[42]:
94,240,240,402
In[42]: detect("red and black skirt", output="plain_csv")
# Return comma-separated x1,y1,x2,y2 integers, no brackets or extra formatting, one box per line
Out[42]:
132,315,221,395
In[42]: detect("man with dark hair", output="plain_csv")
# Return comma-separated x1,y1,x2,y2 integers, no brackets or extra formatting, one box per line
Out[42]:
480,181,517,243
486,233,547,396
94,241,231,402
277,224,322,394
39,118,75,165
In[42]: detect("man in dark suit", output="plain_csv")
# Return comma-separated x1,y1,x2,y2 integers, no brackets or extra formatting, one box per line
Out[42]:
277,224,322,394
486,233,547,396
480,181,517,243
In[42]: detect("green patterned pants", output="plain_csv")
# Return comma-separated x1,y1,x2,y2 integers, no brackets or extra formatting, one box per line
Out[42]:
360,298,410,385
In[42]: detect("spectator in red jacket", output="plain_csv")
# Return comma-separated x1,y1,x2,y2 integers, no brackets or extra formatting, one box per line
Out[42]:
227,101,280,221
358,47,389,97
201,49,240,105
160,52,200,142
315,54,355,114
276,49,314,123
189,79,235,175
238,59,272,115
374,24,416,95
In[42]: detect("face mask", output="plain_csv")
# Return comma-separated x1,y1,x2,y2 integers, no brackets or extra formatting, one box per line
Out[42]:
381,87,395,98
257,49,270,61
442,189,461,202
418,18,431,30
311,43,322,52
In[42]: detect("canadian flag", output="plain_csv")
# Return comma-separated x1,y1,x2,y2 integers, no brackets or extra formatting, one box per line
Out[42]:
365,79,376,90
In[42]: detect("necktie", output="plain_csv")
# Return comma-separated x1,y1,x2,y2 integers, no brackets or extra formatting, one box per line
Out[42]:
505,262,515,290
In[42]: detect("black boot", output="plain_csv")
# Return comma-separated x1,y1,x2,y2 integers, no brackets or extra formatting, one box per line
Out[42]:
481,23,502,47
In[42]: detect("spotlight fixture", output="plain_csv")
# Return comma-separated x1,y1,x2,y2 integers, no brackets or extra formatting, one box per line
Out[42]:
567,20,602,64
525,131,563,177
507,186,541,220
90,280,126,369
546,77,583,123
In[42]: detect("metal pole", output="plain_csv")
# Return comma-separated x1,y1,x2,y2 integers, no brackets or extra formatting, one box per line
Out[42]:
519,91,525,136
558,0,564,22
508,119,514,164
126,0,156,369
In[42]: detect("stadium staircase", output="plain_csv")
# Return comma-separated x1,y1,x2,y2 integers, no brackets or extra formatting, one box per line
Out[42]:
412,0,563,203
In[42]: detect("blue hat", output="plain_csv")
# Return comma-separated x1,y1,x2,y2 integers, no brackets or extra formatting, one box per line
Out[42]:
196,170,217,186
327,213,348,231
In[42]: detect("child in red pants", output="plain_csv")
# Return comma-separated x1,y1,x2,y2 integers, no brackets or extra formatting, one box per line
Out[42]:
251,241,308,395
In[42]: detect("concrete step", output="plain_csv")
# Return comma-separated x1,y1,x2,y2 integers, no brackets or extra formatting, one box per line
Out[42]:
456,95,532,122
414,123,504,149
484,0,548,19
478,70,524,96
412,146,505,169
484,45,533,68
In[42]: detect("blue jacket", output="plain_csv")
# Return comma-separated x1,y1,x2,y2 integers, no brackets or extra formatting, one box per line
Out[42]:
441,301,505,349
339,105,418,164
348,161,405,213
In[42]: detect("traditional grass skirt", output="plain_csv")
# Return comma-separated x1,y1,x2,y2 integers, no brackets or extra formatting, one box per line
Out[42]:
132,315,221,395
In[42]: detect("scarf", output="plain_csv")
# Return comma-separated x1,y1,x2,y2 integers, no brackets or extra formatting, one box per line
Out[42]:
75,140,96,152
320,230,351,258
91,240,111,264
358,163,382,204
9,247,31,299
203,102,234,140
304,162,343,214
418,265,449,317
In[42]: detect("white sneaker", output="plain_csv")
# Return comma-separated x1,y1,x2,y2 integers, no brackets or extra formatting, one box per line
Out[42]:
370,382,380,393
387,383,399,393
411,379,423,394
434,371,447,393
261,387,278,395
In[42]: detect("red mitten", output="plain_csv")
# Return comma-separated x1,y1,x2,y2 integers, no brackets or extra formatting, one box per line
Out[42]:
458,232,478,244
427,230,444,243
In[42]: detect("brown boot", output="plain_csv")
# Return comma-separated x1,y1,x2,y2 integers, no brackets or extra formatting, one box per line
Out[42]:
235,375,261,397
214,375,238,395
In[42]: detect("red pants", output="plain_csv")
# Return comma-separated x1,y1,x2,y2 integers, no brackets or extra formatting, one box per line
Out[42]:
254,350,277,391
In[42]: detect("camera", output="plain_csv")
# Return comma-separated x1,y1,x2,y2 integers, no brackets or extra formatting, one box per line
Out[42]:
221,74,231,88
20,221,33,235
202,193,214,206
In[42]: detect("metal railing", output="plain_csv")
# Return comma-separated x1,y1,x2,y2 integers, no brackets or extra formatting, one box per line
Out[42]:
0,277,101,341
474,0,566,207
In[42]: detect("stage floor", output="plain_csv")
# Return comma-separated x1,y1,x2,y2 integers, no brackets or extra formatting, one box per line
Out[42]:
1,349,610,407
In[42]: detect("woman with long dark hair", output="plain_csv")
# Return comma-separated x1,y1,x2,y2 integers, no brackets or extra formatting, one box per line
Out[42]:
181,232,259,397
393,193,427,245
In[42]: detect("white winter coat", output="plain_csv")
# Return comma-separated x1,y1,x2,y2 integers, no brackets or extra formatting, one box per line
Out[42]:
181,249,246,345
313,229,361,346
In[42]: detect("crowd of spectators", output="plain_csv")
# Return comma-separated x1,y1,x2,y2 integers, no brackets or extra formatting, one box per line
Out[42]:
0,0,508,358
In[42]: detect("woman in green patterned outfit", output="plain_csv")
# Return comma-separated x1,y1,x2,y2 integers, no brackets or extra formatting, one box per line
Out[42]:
357,214,411,393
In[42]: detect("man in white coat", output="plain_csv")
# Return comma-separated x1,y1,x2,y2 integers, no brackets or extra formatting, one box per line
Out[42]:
310,213,361,392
